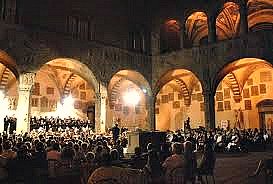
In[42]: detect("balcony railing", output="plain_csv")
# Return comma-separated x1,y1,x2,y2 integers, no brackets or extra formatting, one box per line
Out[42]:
157,30,273,64
0,21,272,68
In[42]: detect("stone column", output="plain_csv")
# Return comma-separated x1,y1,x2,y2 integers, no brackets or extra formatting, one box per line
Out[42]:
208,15,217,43
16,72,35,133
203,90,216,129
146,95,156,131
179,17,185,49
239,2,248,35
150,24,161,55
95,84,107,133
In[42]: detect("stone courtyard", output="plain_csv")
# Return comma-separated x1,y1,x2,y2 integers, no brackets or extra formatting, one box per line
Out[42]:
214,151,272,184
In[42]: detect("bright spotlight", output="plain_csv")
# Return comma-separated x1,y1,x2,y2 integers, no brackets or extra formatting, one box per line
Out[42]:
0,90,5,99
63,94,74,107
123,89,141,106
57,95,75,118
142,88,147,94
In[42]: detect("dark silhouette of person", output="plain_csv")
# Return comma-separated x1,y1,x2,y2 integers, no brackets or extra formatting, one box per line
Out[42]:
4,115,9,132
9,117,16,134
184,117,191,131
112,123,120,144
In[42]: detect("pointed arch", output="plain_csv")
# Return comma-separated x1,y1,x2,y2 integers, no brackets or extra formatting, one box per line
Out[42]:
216,2,241,41
185,11,208,46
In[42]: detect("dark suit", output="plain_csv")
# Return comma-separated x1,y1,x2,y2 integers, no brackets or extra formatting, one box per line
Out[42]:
4,116,9,132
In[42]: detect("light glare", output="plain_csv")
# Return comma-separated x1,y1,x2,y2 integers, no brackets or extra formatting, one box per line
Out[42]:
63,95,74,107
123,89,140,106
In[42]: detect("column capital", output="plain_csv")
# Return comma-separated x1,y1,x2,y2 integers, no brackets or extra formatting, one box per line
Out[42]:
95,92,107,100
19,72,36,91
202,89,215,97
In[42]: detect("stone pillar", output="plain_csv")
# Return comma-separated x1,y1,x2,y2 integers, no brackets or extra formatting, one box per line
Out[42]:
16,72,35,133
0,92,8,133
208,15,217,43
203,90,216,129
179,18,185,49
150,24,161,55
95,84,107,133
239,2,248,35
146,95,156,131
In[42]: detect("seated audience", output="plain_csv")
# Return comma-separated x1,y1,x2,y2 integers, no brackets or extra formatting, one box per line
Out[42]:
47,142,61,160
162,143,185,171
144,150,164,184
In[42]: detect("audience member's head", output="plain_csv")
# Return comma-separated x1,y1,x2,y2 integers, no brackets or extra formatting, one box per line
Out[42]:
110,149,119,161
147,143,154,152
134,146,142,156
36,142,45,152
3,140,12,151
172,143,183,155
74,144,80,152
52,143,60,151
100,152,111,166
86,152,95,162
61,147,75,160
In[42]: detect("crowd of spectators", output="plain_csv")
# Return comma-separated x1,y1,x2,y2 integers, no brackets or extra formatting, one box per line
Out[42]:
169,127,271,153
0,117,272,184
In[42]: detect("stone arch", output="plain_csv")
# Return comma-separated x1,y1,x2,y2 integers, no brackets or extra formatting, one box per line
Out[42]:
256,99,273,108
154,68,203,96
213,57,272,94
216,2,241,40
108,70,152,131
30,58,101,123
185,11,209,46
247,0,273,31
0,50,19,79
214,58,273,129
160,19,182,53
0,50,19,132
40,58,100,94
155,69,205,131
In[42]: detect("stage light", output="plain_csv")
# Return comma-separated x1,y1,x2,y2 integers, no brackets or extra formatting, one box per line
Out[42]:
123,89,141,106
56,95,75,118
63,94,74,107
0,90,4,99
142,88,147,94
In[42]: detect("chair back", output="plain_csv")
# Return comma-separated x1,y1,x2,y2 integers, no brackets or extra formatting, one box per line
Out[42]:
207,155,216,175
90,167,147,184
47,159,59,178
95,178,122,184
166,167,185,184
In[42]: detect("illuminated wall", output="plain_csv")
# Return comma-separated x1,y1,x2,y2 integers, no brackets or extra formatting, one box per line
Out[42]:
156,83,205,131
215,67,273,129
30,71,95,119
108,80,148,131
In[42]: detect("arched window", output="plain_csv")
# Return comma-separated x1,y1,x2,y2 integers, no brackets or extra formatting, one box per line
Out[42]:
216,2,240,41
129,28,146,53
160,19,181,53
185,12,208,47
248,0,273,32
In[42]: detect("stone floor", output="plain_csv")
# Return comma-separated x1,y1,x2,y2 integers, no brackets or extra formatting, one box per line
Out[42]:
214,151,273,184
